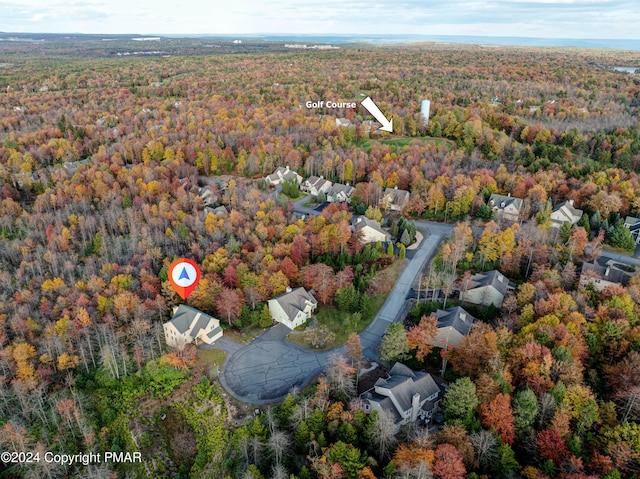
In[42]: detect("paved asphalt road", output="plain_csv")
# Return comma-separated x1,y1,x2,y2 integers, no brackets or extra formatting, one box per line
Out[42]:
219,221,454,405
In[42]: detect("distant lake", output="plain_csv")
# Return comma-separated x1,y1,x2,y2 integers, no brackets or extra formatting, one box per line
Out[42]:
610,66,640,75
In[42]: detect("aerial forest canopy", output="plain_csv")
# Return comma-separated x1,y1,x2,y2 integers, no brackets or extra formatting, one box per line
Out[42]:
0,37,640,478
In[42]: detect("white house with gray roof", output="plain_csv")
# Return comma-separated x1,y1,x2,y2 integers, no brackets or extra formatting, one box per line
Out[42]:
460,270,515,307
268,287,317,330
302,175,333,197
361,363,443,427
163,305,223,348
550,199,583,228
327,183,355,203
265,166,303,186
351,215,391,244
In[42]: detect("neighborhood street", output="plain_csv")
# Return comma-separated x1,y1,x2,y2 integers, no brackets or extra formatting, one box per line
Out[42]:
218,221,453,405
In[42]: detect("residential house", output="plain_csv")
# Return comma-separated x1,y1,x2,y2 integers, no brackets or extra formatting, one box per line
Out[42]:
268,287,318,330
488,194,523,222
431,307,476,349
579,258,635,292
327,183,355,203
624,216,640,244
352,215,391,244
361,363,443,427
551,200,583,228
205,205,228,216
336,118,352,128
460,270,515,307
265,166,303,186
381,187,410,212
301,175,333,197
163,305,223,348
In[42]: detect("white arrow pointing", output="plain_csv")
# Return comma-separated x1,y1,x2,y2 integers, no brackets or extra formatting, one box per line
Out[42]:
361,96,393,132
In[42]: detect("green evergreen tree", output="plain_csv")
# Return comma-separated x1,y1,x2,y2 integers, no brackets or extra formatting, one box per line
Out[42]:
308,408,326,436
294,421,311,452
513,387,538,436
609,220,636,251
476,204,493,221
558,222,572,243
400,229,411,245
379,322,409,363
578,213,591,237
441,377,478,426
386,242,394,257
337,422,358,445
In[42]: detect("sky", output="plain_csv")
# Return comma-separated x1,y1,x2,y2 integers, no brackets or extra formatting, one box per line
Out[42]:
0,0,639,40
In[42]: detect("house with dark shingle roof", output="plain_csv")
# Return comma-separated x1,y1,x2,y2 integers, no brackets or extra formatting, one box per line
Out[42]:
268,287,317,330
361,363,443,427
625,216,640,244
431,306,476,348
327,182,355,203
163,305,223,348
579,258,635,292
488,194,523,222
380,186,410,212
460,270,515,307
351,215,392,244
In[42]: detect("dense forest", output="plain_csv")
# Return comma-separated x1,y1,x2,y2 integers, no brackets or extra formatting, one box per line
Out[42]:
1,37,640,478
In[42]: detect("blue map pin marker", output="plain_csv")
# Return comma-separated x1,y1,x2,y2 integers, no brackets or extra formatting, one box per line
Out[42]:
179,267,190,281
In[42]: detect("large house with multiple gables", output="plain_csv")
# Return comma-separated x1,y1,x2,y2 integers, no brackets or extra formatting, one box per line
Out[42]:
268,287,318,330
361,363,443,427
488,194,523,222
163,305,223,348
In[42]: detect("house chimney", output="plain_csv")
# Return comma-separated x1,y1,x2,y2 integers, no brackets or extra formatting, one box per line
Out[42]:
507,193,511,197
568,199,574,206
285,286,292,293
411,393,420,422
605,266,611,277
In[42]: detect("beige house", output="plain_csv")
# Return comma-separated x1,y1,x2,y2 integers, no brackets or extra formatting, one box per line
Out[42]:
460,270,514,307
431,307,476,349
265,166,303,186
163,305,223,348
268,287,318,330
302,176,333,197
361,363,442,427
488,194,523,222
381,187,410,212
352,215,391,244
327,183,355,203
550,200,583,228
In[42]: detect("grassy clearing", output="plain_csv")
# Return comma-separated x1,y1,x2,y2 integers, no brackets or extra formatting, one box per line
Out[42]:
196,348,227,377
288,294,388,351
224,326,266,344
360,136,452,152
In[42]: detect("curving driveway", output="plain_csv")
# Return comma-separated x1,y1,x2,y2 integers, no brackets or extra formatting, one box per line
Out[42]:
219,221,454,405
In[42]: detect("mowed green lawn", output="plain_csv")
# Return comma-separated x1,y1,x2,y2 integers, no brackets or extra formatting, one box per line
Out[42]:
196,348,226,377
288,294,387,351
361,136,452,151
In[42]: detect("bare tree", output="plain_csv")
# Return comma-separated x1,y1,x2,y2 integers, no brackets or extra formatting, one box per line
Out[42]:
470,430,497,470
267,430,291,467
367,409,398,459
325,354,356,399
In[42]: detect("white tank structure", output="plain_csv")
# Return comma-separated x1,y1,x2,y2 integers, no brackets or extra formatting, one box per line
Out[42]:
420,99,431,126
